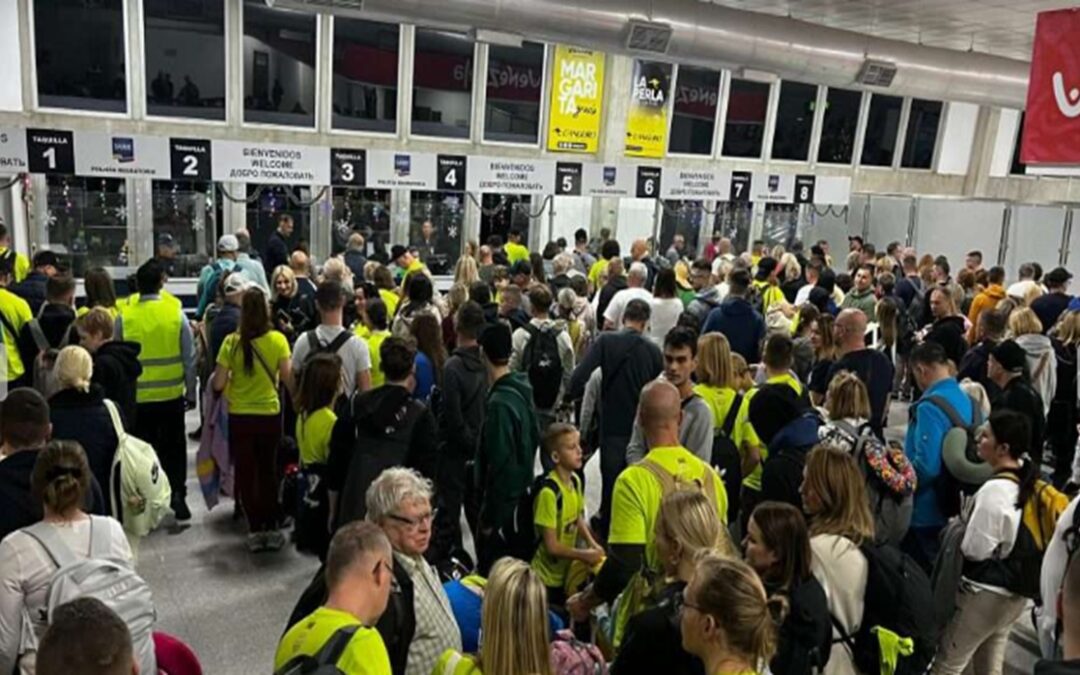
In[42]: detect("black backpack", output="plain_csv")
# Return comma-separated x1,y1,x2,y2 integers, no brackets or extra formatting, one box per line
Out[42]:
496,474,569,562
522,324,564,410
833,542,937,675
295,330,353,387
274,625,360,674
710,394,743,521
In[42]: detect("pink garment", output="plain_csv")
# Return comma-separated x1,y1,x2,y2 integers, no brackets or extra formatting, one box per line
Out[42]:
153,632,203,675
196,388,233,509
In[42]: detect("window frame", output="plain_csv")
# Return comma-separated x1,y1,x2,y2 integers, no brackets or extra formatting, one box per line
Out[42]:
29,0,134,118
899,97,944,171
479,41,549,149
719,76,774,161
769,80,820,163
665,63,725,159
858,92,905,169
239,0,322,132
139,0,230,126
816,86,865,167
328,15,404,138
408,27,479,144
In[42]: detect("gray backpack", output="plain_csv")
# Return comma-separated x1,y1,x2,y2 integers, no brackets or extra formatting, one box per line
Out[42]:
23,518,157,674
27,318,72,399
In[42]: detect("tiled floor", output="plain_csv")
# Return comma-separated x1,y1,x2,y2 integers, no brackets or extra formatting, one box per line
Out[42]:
138,406,1043,674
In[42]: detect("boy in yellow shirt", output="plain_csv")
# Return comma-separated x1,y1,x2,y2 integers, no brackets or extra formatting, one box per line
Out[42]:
532,423,604,609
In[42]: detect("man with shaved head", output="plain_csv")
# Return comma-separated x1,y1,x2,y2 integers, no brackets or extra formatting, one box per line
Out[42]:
629,237,657,290
565,378,727,623
824,308,895,436
290,249,317,302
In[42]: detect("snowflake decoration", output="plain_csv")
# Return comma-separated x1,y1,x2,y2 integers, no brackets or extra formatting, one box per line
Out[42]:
45,210,57,228
448,224,459,240
112,206,127,221
335,218,350,231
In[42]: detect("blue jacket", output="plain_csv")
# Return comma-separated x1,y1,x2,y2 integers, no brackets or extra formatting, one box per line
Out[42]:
905,377,973,528
702,296,766,363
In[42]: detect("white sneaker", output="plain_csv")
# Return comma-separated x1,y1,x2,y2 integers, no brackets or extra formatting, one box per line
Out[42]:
263,530,286,552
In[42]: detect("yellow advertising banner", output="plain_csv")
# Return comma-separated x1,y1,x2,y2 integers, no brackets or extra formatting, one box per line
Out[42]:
624,60,673,159
547,45,606,154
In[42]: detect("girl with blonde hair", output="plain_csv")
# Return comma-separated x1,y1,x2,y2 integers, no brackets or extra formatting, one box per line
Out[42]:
801,445,874,674
694,332,744,523
1009,306,1056,417
435,558,553,675
680,553,785,675
614,490,735,674
454,255,480,288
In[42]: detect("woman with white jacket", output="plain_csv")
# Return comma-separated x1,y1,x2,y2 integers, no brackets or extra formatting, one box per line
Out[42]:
1010,307,1057,417
801,445,876,675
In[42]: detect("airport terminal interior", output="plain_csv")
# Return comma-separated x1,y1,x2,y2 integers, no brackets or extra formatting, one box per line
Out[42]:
1,0,1080,674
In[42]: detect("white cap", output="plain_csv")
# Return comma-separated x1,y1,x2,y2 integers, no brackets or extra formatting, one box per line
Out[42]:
217,234,239,252
223,274,251,295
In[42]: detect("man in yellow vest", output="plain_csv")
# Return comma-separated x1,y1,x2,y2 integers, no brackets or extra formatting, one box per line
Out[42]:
0,221,29,284
0,255,32,392
116,259,196,521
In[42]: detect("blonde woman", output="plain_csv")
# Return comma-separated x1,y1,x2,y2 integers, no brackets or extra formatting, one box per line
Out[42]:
694,332,744,520
270,264,313,341
435,558,553,675
613,491,734,675
48,345,119,505
680,553,784,675
801,445,875,675
1009,307,1056,417
816,372,872,453
454,255,480,288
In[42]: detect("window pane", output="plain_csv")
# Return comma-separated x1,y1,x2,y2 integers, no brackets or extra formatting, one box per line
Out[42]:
243,1,316,127
722,79,769,158
861,94,903,167
144,0,225,120
669,66,721,155
410,192,466,274
762,204,799,248
332,18,399,133
714,202,753,254
480,194,530,254
818,88,861,164
246,185,312,258
331,188,391,259
45,176,127,276
484,42,544,144
412,30,474,139
901,99,943,169
1011,112,1027,176
35,0,126,112
152,180,221,278
771,81,817,161
660,201,703,256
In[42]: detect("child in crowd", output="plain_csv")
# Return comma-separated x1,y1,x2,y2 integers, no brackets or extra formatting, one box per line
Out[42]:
293,352,344,556
532,423,604,612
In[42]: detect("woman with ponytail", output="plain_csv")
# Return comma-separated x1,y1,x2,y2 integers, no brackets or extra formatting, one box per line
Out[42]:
613,490,735,675
932,410,1035,675
0,441,138,674
48,345,120,501
680,553,786,675
744,501,832,675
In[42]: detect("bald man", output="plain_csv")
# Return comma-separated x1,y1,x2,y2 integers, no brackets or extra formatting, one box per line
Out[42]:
566,379,727,623
603,262,653,330
823,308,894,435
290,250,317,302
629,238,657,290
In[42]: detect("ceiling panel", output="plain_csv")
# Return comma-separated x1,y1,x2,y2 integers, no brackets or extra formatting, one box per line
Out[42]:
705,0,1073,60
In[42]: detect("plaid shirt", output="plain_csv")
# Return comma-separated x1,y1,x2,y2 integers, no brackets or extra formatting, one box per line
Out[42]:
396,552,462,675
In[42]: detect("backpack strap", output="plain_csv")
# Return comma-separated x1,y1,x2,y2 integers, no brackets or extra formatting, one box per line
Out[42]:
924,395,969,430
324,330,353,355
639,458,676,496
23,521,80,568
304,330,320,354
832,419,868,458
721,394,742,438
27,319,48,353
316,625,361,667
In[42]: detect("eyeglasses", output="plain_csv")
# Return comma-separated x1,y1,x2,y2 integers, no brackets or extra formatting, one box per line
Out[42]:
387,510,436,532
678,590,704,614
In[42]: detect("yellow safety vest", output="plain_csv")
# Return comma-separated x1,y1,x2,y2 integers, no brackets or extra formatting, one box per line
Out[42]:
0,288,31,380
121,298,186,403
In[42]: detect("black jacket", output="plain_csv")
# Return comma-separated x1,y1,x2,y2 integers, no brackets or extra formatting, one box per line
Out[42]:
209,303,240,364
327,384,438,526
568,328,663,440
993,376,1047,467
596,276,628,327
344,249,367,282
16,303,79,383
439,346,488,456
480,302,500,326
770,577,832,675
10,271,48,315
958,340,1001,402
612,581,704,675
0,448,106,541
263,230,290,279
1036,659,1080,674
92,340,142,431
760,413,823,509
49,386,120,499
924,315,968,367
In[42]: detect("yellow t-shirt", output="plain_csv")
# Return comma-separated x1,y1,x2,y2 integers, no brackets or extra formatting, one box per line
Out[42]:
433,650,483,675
752,280,786,312
738,373,804,491
366,330,391,388
505,241,530,265
531,470,584,589
609,446,727,571
379,289,400,319
217,330,291,415
0,288,32,380
588,259,609,286
297,407,337,466
0,248,30,283
354,324,371,340
275,607,392,675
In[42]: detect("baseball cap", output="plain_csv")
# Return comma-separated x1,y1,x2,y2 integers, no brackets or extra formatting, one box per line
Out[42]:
1046,267,1073,286
390,245,408,263
217,234,239,252
990,340,1027,373
479,323,513,363
223,274,251,296
755,256,778,281
32,250,60,269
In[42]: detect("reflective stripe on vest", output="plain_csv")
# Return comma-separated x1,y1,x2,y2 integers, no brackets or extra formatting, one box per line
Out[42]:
121,298,185,403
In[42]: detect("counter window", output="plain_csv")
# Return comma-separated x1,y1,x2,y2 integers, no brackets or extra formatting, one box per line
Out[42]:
44,176,128,276
242,0,317,127
817,88,862,164
34,0,127,113
151,180,221,278
722,79,769,158
861,94,903,167
772,81,817,161
484,42,545,144
332,18,399,133
331,188,392,261
412,29,475,139
144,0,226,120
410,191,466,275
669,66,721,156
901,98,943,169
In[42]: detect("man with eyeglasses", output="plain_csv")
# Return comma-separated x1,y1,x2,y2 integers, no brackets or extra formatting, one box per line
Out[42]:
276,521,396,675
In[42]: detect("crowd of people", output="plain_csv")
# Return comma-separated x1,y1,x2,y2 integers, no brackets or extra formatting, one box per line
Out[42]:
4,215,1080,675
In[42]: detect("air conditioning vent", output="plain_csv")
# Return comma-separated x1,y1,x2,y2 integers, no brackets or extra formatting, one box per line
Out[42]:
265,0,365,12
626,20,673,55
856,60,898,88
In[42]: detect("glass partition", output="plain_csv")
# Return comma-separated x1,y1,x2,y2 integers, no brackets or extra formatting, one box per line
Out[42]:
901,99,943,169
762,204,802,248
668,66,721,155
411,191,466,275
484,42,545,144
34,0,127,112
1002,204,1064,278
818,88,861,164
800,198,859,264
659,200,704,258
722,79,769,158
331,188,391,260
44,176,128,276
771,81,817,161
144,0,226,120
713,202,753,255
331,18,399,133
151,180,220,278
245,185,313,262
242,0,317,127
861,94,903,167
412,29,474,139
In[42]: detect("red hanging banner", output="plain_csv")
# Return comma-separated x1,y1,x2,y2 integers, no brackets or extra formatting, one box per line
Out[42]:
1021,7,1080,164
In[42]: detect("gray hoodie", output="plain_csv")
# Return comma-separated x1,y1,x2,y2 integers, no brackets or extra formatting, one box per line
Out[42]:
625,383,715,464
686,285,725,326
1016,333,1057,417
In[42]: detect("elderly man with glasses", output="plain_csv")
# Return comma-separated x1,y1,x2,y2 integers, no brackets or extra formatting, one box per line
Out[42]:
286,467,461,675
